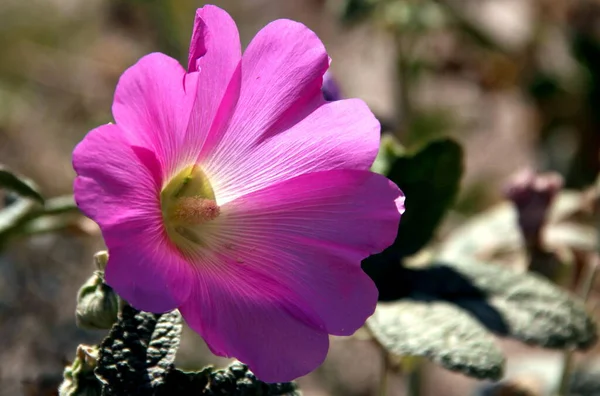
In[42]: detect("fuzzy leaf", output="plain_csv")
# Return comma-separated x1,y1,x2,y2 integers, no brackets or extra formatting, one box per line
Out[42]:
446,261,597,349
0,166,44,204
400,261,597,350
159,363,301,396
95,306,182,395
368,300,505,380
146,309,182,387
387,138,463,257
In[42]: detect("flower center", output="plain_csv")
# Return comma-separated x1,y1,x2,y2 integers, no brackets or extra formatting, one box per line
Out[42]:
160,165,220,250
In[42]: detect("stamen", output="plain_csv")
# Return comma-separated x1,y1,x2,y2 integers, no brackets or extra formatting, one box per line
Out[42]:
172,197,221,225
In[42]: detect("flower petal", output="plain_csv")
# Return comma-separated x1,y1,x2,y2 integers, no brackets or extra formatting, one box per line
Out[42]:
210,169,403,334
179,266,329,383
73,124,161,229
104,233,193,313
112,53,198,180
207,99,380,203
73,124,192,312
201,19,335,198
185,6,242,166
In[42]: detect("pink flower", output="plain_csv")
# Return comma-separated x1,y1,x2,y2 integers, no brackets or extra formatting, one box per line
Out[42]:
73,5,404,382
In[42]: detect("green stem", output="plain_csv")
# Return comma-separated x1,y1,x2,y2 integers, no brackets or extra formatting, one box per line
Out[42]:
557,350,574,396
406,358,423,396
556,254,599,396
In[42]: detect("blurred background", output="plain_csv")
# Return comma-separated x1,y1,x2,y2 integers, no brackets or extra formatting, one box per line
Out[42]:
1,0,599,395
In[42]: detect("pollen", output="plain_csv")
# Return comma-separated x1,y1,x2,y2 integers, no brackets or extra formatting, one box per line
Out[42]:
173,197,221,224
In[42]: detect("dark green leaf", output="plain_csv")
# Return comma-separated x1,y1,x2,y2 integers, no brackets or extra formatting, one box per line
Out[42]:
367,300,505,380
0,166,44,204
0,197,37,248
159,363,301,396
95,306,182,395
387,138,463,257
146,309,182,387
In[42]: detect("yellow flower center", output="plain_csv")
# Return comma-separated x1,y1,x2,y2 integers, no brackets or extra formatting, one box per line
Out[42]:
160,165,220,252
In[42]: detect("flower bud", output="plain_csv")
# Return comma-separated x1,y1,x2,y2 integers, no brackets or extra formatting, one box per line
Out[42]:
76,270,118,330
504,169,563,247
59,345,102,396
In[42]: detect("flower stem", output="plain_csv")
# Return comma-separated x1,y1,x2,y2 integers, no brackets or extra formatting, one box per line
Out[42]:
556,253,599,396
406,357,423,396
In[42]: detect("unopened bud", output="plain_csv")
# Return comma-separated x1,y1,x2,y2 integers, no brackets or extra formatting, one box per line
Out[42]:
504,169,563,247
76,271,118,330
59,345,102,396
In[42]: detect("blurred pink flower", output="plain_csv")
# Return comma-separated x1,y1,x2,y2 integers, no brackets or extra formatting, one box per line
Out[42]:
73,5,404,382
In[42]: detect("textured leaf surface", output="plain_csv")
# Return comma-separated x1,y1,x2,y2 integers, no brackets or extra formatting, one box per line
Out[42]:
445,260,597,349
95,306,182,395
159,363,301,396
387,138,463,257
0,166,44,203
146,308,182,387
398,261,597,349
367,300,505,380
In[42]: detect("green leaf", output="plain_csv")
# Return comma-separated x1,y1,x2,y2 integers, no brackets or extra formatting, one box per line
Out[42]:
387,138,463,257
43,194,77,215
59,345,103,396
401,261,597,350
146,309,182,388
94,306,182,395
0,197,37,247
159,363,301,396
367,300,505,380
445,260,597,349
0,166,44,204
370,134,405,176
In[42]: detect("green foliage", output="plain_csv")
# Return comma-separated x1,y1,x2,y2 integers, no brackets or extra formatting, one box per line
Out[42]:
0,165,44,204
368,300,505,380
0,196,38,245
90,305,301,395
0,193,79,248
95,306,182,395
368,259,597,379
363,137,463,300
387,138,463,257
370,134,405,176
59,345,102,396
160,363,301,396
444,260,597,349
